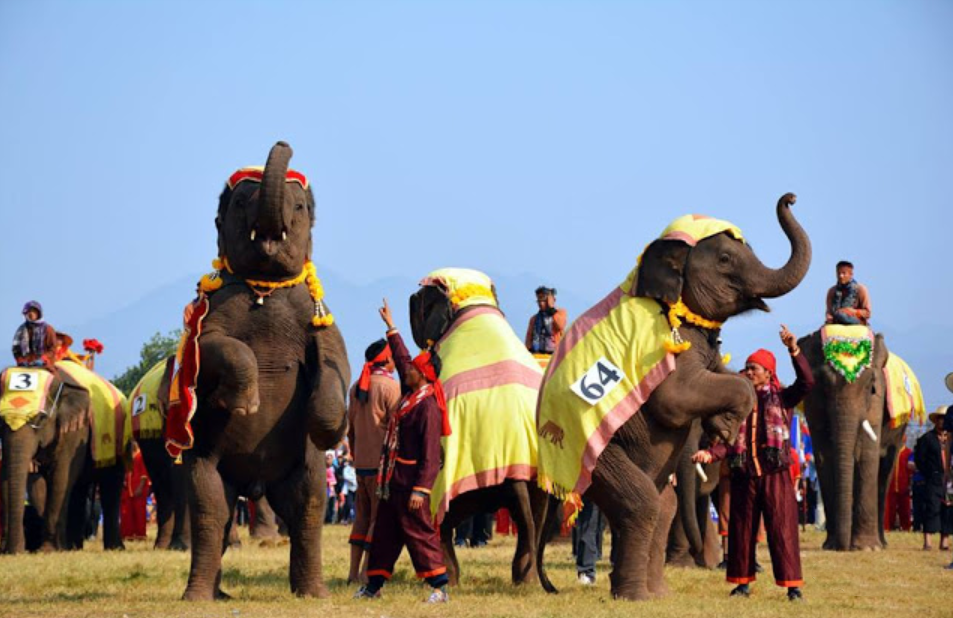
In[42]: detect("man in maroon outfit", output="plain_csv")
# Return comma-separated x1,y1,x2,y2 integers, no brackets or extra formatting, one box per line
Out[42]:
694,325,814,602
354,300,450,603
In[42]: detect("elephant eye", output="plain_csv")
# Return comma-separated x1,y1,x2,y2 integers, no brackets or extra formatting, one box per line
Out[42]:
295,203,305,212
719,253,731,265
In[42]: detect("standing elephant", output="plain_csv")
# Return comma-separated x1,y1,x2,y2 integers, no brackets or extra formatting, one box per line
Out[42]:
409,269,548,586
667,420,721,568
173,141,349,600
798,329,921,551
1,362,126,553
535,194,811,600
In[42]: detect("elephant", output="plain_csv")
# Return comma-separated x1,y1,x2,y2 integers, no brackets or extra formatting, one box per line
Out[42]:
666,420,721,568
178,141,349,600
1,363,125,554
408,271,549,586
535,194,811,600
797,330,913,551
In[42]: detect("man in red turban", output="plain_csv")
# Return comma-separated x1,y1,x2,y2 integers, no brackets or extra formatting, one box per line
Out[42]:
354,300,450,604
694,325,814,602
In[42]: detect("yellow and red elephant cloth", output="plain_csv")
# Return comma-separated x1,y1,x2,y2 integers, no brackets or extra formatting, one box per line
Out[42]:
423,268,543,523
129,358,171,441
53,361,129,469
0,367,56,431
883,353,925,428
536,214,744,514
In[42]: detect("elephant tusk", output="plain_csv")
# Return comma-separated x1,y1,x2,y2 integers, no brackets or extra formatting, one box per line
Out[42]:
861,419,878,442
250,229,257,241
695,463,709,483
282,230,287,241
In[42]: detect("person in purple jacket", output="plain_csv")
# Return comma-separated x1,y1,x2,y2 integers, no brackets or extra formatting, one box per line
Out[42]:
694,325,814,602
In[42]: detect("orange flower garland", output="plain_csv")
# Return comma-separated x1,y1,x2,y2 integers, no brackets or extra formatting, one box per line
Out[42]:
663,298,723,354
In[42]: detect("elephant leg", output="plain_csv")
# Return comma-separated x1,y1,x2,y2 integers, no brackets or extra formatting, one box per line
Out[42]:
439,514,463,587
268,444,329,598
647,484,677,597
588,443,660,601
850,414,884,550
183,455,231,601
170,461,191,550
98,465,125,551
140,440,174,550
250,496,280,540
1,428,39,554
505,481,538,585
65,477,91,550
40,443,85,552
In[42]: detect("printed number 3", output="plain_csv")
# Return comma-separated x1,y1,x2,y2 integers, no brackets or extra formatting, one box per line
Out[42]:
17,374,34,389
571,357,625,405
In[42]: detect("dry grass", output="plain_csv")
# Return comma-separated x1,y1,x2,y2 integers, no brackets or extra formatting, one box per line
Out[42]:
1,524,950,618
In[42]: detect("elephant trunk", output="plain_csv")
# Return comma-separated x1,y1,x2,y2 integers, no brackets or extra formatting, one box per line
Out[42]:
256,141,293,242
1,430,35,554
746,193,812,299
833,412,859,550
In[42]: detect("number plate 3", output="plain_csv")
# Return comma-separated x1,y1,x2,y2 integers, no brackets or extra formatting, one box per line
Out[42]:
8,370,39,392
570,357,625,405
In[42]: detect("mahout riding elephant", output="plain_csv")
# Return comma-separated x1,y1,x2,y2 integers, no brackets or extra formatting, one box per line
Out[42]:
535,194,811,600
667,420,720,568
797,329,922,551
175,141,348,600
409,268,549,585
1,362,127,553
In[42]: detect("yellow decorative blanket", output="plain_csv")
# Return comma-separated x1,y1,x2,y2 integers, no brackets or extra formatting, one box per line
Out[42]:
883,353,925,428
431,305,543,522
129,359,170,440
56,362,129,468
0,368,55,431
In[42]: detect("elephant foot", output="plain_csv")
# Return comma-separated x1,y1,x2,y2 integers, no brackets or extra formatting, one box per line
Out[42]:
612,589,654,602
215,588,233,600
182,587,216,602
168,538,190,551
105,542,126,551
39,541,57,553
257,537,288,549
647,580,670,598
292,582,330,599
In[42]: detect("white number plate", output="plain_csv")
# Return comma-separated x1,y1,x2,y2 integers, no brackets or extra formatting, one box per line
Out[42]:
8,370,39,392
132,394,147,417
570,357,625,405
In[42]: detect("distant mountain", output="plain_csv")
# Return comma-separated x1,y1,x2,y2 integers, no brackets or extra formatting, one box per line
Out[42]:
63,271,949,412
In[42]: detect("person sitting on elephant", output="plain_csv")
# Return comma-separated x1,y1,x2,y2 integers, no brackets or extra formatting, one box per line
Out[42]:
913,406,952,553
11,301,56,367
354,299,451,603
693,325,813,602
346,338,400,584
825,261,871,325
525,286,567,355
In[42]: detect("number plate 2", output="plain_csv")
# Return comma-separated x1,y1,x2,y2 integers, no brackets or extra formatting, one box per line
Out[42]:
570,357,625,405
132,394,147,417
8,370,39,392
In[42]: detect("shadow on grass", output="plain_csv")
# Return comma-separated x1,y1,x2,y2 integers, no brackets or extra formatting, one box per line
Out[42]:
5,591,110,604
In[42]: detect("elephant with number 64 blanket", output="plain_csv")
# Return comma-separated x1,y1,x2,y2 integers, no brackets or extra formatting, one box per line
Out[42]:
535,194,811,600
169,142,349,601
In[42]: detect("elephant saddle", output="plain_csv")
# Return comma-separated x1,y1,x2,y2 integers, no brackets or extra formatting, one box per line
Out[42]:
55,361,129,468
0,367,55,431
883,353,925,428
430,305,543,523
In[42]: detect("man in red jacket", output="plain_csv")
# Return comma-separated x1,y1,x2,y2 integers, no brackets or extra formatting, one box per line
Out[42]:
885,441,913,531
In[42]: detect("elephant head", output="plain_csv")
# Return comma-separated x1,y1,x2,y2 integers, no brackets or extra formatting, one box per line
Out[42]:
1,368,90,553
409,268,499,350
636,193,811,323
798,329,890,550
215,141,315,280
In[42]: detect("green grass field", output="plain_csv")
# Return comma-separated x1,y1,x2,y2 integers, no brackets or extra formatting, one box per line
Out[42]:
1,525,950,618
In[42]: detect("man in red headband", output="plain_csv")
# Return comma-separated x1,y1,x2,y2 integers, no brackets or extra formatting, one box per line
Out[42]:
354,300,451,603
346,338,400,584
694,325,814,602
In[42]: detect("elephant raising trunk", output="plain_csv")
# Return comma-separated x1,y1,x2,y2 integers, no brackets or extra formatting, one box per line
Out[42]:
745,193,812,300
256,141,293,246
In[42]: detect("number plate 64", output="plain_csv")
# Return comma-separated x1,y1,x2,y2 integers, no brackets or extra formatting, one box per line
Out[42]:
570,357,625,405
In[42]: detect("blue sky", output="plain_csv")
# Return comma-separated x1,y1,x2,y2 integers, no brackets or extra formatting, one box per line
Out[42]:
1,0,950,406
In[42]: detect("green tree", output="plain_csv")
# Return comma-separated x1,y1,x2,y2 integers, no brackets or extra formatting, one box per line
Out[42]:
112,330,181,395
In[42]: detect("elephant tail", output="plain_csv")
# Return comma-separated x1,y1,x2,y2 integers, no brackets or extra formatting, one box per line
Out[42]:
536,494,562,594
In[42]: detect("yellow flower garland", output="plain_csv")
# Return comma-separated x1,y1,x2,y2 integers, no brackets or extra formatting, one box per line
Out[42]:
198,258,334,328
449,283,495,307
663,298,723,355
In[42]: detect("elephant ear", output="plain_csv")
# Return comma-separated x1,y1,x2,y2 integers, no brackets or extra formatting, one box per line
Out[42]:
635,238,691,304
49,374,92,436
215,186,232,260
872,333,889,371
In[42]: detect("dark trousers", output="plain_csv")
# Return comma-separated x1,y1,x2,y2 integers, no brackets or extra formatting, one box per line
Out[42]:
366,489,447,587
454,512,493,546
727,469,802,587
573,499,604,577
